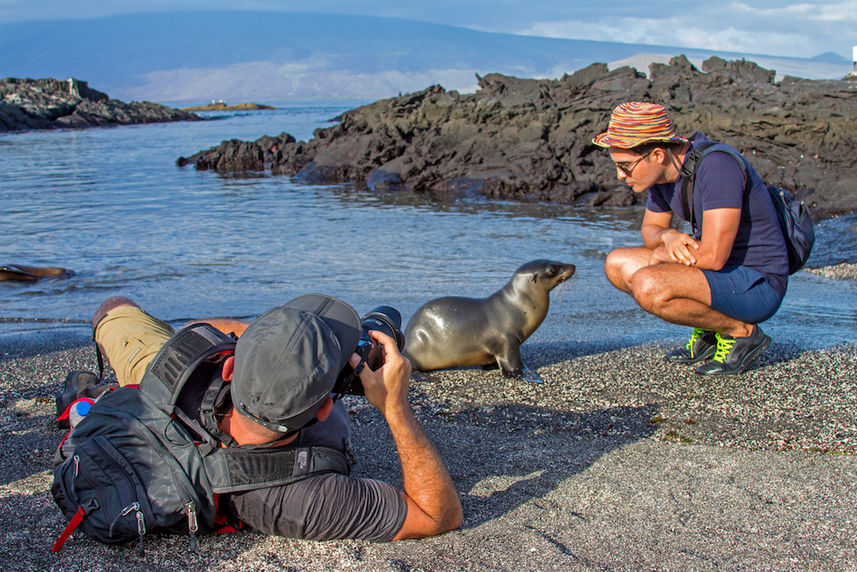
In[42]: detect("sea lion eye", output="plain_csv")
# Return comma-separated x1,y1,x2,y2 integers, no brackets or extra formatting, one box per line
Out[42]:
548,265,559,275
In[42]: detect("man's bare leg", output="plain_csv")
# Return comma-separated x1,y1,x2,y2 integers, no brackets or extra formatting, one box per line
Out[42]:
604,247,654,294
605,248,772,371
628,262,753,337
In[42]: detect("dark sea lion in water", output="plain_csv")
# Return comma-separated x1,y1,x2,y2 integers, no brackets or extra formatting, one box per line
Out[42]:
404,259,575,379
0,264,74,282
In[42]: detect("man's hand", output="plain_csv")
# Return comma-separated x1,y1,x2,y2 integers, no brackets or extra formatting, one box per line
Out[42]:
350,330,463,540
656,229,699,266
350,330,411,416
649,209,741,271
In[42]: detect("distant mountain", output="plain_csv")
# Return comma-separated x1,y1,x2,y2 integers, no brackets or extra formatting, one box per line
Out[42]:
808,51,851,63
0,11,851,103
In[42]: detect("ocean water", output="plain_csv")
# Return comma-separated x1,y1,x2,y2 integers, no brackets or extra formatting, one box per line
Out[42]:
2,102,856,350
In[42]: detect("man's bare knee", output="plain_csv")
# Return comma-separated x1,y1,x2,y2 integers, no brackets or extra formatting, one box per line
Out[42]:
605,247,651,292
629,268,667,311
604,249,624,273
604,251,622,288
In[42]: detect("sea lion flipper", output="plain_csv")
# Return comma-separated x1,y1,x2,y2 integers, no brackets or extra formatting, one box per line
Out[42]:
518,365,544,384
495,336,524,376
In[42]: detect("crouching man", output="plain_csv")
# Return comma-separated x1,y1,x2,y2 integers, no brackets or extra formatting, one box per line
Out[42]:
595,102,788,375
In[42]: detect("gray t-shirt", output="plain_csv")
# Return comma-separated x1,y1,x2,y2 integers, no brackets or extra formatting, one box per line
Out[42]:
224,401,407,541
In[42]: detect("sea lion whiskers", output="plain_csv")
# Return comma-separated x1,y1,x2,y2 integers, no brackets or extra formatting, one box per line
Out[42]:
550,272,577,298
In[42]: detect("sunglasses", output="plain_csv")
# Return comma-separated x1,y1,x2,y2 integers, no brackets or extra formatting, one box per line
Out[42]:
615,150,652,176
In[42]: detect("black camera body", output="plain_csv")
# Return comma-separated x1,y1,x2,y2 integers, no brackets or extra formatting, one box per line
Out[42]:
333,306,405,395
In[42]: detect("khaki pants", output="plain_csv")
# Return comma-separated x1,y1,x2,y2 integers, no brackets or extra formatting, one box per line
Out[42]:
94,305,174,386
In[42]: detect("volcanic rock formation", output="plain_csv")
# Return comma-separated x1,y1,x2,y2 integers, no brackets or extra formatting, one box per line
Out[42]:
178,56,857,219
0,77,200,131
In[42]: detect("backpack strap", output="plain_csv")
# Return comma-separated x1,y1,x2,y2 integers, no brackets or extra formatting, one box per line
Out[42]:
51,505,86,553
190,374,237,449
679,141,749,233
205,444,352,494
139,323,236,409
51,497,98,553
139,322,352,492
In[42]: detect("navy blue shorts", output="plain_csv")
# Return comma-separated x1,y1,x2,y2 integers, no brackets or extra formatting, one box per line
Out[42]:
701,265,784,324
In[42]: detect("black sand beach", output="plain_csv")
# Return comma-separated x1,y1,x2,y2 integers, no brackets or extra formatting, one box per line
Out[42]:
3,30,857,572
2,305,855,570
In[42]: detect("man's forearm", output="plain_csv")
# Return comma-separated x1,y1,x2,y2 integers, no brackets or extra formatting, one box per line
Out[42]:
356,330,462,539
385,402,462,536
642,224,674,250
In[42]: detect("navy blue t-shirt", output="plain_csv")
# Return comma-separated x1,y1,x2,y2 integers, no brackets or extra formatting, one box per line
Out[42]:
646,133,789,295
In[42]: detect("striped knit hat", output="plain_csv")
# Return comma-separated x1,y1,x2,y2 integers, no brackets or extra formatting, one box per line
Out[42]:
592,102,688,149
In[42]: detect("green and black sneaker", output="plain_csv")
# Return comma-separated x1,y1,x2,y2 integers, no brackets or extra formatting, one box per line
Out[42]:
695,326,771,375
665,328,717,364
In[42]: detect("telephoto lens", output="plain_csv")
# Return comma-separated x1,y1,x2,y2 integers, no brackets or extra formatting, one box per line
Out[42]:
332,306,405,395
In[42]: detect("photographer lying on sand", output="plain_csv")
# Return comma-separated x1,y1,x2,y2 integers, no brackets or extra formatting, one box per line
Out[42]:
52,295,461,551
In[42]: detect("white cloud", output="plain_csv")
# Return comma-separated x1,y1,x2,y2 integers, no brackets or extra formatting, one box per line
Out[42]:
519,11,833,58
277,60,319,74
672,26,816,56
120,61,481,103
730,0,857,22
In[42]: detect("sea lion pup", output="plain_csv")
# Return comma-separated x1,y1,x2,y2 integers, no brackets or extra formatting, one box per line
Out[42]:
0,264,73,282
404,259,575,379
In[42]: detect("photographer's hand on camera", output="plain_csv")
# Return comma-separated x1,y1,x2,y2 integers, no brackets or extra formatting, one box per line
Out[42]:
350,330,411,414
350,330,463,540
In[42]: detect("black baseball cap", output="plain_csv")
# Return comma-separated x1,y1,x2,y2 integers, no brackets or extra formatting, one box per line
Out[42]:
231,294,361,433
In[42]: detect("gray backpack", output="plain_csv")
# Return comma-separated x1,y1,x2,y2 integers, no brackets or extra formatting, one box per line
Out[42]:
51,323,350,554
680,140,815,274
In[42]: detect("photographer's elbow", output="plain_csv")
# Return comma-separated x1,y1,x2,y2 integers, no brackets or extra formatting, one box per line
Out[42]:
419,508,463,539
445,505,464,532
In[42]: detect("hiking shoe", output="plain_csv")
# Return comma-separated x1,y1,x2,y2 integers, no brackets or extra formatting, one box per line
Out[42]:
695,326,771,375
665,328,717,364
56,370,113,428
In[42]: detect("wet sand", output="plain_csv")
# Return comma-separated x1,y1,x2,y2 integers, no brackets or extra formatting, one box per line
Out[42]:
1,315,855,570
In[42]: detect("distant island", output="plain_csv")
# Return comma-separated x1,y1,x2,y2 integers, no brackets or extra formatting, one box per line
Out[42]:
181,102,276,111
0,77,200,132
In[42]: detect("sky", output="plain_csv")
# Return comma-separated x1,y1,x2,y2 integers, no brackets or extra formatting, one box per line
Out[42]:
0,0,854,61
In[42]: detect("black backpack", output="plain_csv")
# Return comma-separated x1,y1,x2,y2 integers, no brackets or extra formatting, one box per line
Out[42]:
680,141,815,274
51,323,351,554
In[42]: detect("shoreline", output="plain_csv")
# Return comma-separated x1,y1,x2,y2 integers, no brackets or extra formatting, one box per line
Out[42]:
1,330,854,570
